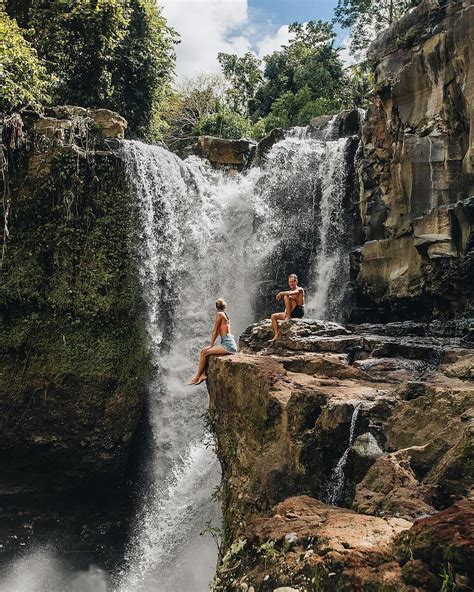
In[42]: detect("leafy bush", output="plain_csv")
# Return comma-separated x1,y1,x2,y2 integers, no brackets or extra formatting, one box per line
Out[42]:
0,8,51,112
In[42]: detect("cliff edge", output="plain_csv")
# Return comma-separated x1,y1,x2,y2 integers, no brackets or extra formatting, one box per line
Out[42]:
207,318,473,591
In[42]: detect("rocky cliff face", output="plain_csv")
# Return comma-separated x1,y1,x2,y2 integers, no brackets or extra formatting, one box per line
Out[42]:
0,107,146,566
207,319,473,591
352,0,474,321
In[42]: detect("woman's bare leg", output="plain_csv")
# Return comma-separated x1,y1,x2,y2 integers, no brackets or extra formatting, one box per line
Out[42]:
188,348,209,384
195,345,232,384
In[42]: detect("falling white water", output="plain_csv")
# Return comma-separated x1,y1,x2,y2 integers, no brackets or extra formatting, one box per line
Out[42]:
0,550,108,592
116,122,352,591
324,403,362,506
257,125,351,321
305,133,350,321
118,142,273,592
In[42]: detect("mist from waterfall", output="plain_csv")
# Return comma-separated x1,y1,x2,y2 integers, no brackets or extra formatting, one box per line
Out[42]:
115,125,351,591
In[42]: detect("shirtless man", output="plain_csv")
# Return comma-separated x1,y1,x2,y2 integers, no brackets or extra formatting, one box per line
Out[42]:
270,274,305,341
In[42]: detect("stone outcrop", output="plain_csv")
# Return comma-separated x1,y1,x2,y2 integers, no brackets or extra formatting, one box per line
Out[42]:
352,0,474,320
25,106,127,178
207,319,473,591
193,136,257,168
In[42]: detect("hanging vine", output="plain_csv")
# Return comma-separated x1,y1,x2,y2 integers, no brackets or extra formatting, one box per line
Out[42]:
1,113,25,268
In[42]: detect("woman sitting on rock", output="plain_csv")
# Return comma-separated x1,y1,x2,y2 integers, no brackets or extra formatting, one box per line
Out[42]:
188,298,238,385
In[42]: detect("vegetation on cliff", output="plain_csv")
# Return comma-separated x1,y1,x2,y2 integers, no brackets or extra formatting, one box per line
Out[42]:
0,118,147,486
334,0,421,54
2,0,177,140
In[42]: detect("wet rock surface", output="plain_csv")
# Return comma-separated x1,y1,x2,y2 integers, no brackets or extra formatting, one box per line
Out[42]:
193,135,257,168
208,318,473,591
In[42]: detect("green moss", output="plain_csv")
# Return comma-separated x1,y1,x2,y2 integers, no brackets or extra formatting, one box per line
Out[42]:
0,142,147,460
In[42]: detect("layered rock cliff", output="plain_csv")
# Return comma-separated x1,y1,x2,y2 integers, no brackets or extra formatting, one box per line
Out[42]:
0,107,147,565
352,0,474,321
207,319,473,591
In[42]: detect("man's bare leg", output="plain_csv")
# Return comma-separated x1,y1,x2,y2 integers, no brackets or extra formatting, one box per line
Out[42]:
283,295,297,320
270,312,286,341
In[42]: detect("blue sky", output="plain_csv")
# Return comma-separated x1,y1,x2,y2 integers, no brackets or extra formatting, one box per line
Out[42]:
159,0,351,80
249,0,339,28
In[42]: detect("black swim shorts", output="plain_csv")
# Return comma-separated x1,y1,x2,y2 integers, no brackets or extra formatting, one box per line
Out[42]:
290,304,304,319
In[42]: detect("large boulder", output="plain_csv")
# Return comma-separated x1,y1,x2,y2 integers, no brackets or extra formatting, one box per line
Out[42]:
193,135,256,167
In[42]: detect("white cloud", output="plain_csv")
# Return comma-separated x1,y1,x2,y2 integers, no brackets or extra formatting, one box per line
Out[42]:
159,2,355,81
337,35,358,69
159,0,252,80
255,24,292,60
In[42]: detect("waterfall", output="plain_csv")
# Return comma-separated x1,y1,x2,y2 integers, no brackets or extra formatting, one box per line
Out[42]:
324,403,362,506
116,122,352,591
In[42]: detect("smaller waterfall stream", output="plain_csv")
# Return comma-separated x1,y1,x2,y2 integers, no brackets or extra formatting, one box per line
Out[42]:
324,403,362,506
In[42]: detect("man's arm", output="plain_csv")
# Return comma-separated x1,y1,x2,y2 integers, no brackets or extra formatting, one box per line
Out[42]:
276,287,303,300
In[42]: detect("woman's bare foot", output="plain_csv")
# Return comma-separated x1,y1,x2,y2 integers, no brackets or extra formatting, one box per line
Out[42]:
268,336,278,342
188,377,199,385
195,374,207,385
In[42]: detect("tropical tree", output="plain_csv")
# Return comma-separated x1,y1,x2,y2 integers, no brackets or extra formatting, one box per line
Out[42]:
217,52,263,116
334,0,421,54
161,74,228,150
252,20,346,129
0,8,51,113
3,0,177,139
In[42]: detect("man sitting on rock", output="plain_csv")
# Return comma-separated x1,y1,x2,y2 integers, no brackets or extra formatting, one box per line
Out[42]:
270,273,305,341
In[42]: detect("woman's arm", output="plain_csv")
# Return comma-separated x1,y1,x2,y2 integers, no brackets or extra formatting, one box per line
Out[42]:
209,314,221,347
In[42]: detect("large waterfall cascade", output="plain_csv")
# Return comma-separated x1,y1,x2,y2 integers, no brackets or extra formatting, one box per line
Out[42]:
0,122,353,592
117,124,353,591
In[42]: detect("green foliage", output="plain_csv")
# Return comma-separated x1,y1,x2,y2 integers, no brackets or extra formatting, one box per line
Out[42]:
257,540,282,568
439,565,456,592
219,21,346,134
163,19,349,150
217,52,263,115
4,0,177,139
201,110,266,141
161,74,227,151
220,538,247,565
333,0,421,54
109,0,178,141
0,8,51,112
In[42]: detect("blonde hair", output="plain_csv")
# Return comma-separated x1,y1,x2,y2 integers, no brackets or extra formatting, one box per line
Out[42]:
215,298,227,311
288,274,298,282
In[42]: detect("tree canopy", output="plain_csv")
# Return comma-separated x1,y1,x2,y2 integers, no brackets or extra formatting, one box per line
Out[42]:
218,21,347,131
2,0,177,140
333,0,420,54
0,7,51,113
